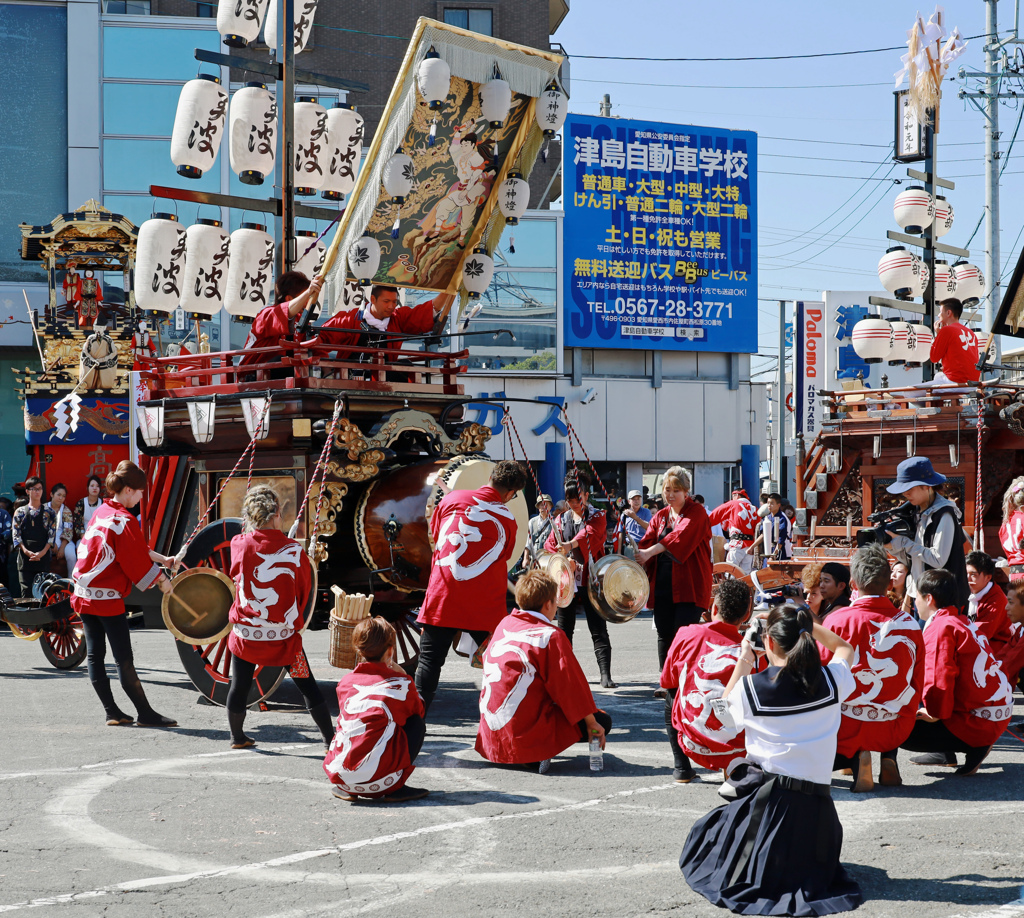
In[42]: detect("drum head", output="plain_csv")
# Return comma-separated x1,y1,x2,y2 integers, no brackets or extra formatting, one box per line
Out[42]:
588,555,649,624
538,551,576,608
162,568,235,645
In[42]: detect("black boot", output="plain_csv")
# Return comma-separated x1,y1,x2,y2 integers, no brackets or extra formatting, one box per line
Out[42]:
227,708,255,748
595,645,617,689
119,660,176,727
666,691,695,782
308,700,336,748
90,677,133,726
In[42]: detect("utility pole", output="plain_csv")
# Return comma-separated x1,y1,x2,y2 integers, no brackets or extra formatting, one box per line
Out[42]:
985,0,1002,360
777,300,787,500
599,94,611,117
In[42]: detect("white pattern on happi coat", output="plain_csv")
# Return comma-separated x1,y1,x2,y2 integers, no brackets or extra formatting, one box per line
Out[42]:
480,626,556,731
325,677,411,786
74,512,132,589
685,642,743,743
236,542,304,630
435,497,516,581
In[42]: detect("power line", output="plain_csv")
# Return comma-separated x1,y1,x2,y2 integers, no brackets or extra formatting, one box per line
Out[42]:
573,78,893,90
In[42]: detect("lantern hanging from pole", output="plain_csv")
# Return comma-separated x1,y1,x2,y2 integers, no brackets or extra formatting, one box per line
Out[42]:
382,147,415,239
892,185,934,234
135,213,186,313
293,96,328,196
932,259,958,299
186,397,216,444
851,317,892,364
480,66,512,128
265,0,319,54
461,245,494,299
933,195,954,237
180,219,231,317
878,246,928,300
216,0,269,47
417,48,451,145
906,323,933,367
348,232,380,286
294,230,326,280
228,82,277,186
888,321,913,366
136,403,165,448
951,261,985,306
170,75,229,179
535,79,568,162
225,222,274,319
321,104,363,200
499,171,530,225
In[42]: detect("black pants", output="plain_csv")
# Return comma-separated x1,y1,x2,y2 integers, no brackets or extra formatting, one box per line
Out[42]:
897,719,983,757
81,611,158,719
404,715,426,763
226,653,325,713
414,624,489,715
16,555,49,599
556,591,612,672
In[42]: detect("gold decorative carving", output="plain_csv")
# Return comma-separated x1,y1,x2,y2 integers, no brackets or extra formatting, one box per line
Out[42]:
454,422,491,453
309,481,349,540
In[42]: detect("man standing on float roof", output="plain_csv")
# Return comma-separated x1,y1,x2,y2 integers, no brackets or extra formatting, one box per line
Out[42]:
319,284,454,352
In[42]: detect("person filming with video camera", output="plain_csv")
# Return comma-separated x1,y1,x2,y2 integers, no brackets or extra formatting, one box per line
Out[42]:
881,457,970,616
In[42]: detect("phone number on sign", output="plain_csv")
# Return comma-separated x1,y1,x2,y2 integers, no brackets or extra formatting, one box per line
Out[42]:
594,298,734,319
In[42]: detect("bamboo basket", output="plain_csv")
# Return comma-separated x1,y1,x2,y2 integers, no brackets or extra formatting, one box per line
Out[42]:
328,586,374,669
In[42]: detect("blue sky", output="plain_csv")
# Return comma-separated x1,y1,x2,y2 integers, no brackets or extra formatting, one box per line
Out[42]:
555,1,1021,373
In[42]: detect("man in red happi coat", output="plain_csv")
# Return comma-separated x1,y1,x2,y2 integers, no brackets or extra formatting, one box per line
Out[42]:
818,545,925,792
414,460,527,714
707,488,758,575
319,285,453,351
476,571,610,768
966,551,1013,651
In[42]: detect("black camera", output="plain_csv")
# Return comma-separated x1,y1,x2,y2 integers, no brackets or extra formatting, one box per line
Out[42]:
856,501,916,547
745,617,765,650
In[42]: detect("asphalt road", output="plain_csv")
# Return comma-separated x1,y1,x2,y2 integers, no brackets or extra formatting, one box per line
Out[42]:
1,615,1023,918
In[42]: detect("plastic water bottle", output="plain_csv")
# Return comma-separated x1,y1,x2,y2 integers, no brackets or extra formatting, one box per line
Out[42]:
589,736,603,772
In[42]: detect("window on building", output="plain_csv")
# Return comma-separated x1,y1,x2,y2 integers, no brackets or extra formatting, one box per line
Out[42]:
103,1,152,13
196,2,215,17
443,8,493,35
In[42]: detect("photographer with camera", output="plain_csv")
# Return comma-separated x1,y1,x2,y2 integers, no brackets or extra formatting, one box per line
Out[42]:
881,457,970,616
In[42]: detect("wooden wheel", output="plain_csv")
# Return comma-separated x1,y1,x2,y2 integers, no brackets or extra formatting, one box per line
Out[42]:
712,562,746,586
174,519,286,707
38,579,85,669
391,609,421,675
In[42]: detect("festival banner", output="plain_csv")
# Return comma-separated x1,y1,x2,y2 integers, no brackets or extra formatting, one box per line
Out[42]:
793,301,826,442
563,113,757,353
25,396,130,446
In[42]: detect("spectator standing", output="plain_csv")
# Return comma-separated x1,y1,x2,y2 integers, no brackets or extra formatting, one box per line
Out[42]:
618,489,652,556
526,493,554,562
12,477,55,597
73,475,105,548
46,483,77,575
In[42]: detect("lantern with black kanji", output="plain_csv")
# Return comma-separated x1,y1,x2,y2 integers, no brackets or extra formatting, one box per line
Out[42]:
228,82,277,186
170,75,229,179
135,213,186,313
321,104,363,201
225,222,275,319
499,171,530,225
216,0,269,48
293,96,328,196
180,219,231,316
265,0,319,54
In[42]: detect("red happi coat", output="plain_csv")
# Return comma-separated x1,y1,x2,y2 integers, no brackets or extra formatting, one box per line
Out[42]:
998,510,1024,566
475,609,597,764
661,620,750,770
971,582,1013,650
227,529,311,667
418,485,518,632
922,607,1013,747
818,596,925,757
707,497,758,542
637,503,713,607
71,500,161,617
323,661,425,797
996,623,1024,686
318,296,438,350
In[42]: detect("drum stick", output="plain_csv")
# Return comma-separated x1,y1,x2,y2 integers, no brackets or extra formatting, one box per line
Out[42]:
168,588,208,625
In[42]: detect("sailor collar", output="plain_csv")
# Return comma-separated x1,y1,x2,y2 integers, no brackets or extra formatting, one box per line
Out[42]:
741,665,840,717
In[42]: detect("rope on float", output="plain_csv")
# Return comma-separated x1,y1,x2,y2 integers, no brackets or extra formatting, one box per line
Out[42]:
974,387,985,550
289,399,344,554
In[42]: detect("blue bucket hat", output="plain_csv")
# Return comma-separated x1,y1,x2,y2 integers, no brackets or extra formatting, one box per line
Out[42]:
886,456,946,494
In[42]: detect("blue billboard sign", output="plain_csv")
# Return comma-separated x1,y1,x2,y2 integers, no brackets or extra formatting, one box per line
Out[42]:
563,114,757,353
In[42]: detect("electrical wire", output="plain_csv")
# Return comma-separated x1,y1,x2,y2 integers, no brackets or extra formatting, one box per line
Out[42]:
573,78,893,90
962,101,1024,248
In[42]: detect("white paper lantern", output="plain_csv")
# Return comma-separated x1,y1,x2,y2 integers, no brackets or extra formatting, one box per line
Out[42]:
321,104,363,201
887,321,913,366
187,397,216,443
952,261,985,306
417,49,450,110
136,403,165,448
135,213,186,313
265,0,318,54
462,245,494,299
499,171,530,225
932,259,958,298
878,246,928,299
481,73,512,128
905,323,933,367
216,0,269,47
348,233,380,286
382,148,414,203
535,80,569,137
933,196,954,237
170,75,229,179
225,223,274,319
294,230,326,280
229,82,277,186
180,219,231,316
293,96,328,196
893,185,934,234
851,318,891,364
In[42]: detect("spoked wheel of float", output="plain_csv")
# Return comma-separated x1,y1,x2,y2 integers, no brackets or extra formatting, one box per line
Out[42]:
712,562,746,586
38,580,86,669
391,609,421,675
174,519,286,707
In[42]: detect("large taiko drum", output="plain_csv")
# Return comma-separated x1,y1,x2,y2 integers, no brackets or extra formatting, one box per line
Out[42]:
355,455,529,593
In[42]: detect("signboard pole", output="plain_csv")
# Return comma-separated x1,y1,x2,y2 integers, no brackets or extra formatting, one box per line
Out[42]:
777,300,787,501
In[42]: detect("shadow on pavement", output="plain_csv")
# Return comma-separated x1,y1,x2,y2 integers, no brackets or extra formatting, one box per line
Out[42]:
846,863,1024,907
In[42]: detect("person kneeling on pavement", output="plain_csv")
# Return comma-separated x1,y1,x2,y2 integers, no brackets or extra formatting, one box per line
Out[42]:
898,568,1012,776
475,570,611,772
324,617,429,803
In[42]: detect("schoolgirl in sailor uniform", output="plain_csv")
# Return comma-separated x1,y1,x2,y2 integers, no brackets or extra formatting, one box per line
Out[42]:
680,604,863,916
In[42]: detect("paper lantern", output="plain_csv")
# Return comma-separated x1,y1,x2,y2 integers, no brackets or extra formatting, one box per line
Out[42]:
321,104,363,201
481,72,512,128
293,96,328,196
294,230,326,280
851,318,891,364
536,80,569,137
348,232,380,286
216,0,269,47
228,82,277,186
170,75,229,179
225,223,274,319
241,396,271,440
499,171,530,225
417,48,451,145
136,403,165,449
887,321,913,366
187,397,216,444
933,196,954,237
878,246,928,299
905,323,933,367
932,259,957,298
265,0,318,54
952,261,985,306
135,213,186,313
382,148,415,239
893,186,934,234
180,219,231,316
462,245,494,299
